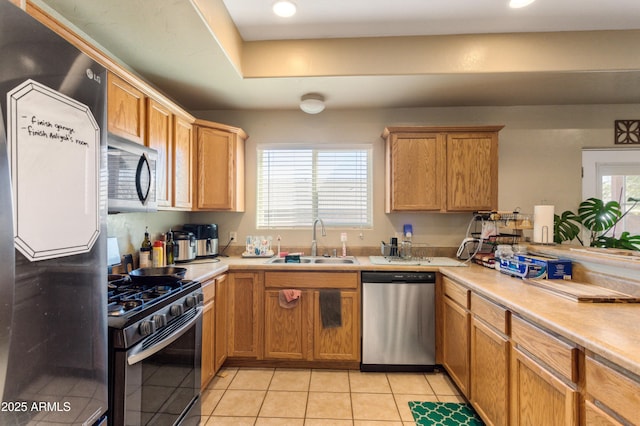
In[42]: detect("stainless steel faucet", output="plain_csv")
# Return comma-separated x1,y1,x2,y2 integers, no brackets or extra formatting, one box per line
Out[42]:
311,218,326,256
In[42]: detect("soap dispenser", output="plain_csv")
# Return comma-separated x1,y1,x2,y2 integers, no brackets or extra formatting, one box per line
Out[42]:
401,224,413,259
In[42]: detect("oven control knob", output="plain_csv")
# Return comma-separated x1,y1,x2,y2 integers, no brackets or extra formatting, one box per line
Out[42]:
139,321,153,337
170,304,184,316
185,295,197,308
151,314,166,329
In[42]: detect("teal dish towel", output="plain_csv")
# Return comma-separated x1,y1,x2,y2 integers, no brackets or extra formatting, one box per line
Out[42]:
319,289,342,328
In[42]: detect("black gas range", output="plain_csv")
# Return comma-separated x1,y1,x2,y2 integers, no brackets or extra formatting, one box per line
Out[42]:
108,278,203,426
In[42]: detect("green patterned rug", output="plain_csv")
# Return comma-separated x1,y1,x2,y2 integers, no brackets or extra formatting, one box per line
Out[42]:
408,401,484,425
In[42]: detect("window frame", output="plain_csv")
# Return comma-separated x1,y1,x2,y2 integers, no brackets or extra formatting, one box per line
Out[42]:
256,143,373,229
582,148,640,235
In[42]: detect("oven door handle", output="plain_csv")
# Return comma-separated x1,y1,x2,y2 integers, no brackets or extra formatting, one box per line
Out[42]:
127,307,202,365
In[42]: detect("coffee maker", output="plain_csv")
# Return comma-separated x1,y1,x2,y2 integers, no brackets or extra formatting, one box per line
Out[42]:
183,224,218,257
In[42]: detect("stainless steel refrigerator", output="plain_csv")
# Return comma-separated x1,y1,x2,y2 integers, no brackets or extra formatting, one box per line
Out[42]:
0,1,108,424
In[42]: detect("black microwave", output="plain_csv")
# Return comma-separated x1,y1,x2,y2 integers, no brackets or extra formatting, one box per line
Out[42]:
107,134,157,213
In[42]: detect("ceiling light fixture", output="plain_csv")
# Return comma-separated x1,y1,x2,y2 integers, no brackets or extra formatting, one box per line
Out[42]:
300,93,325,114
509,0,535,8
273,1,297,18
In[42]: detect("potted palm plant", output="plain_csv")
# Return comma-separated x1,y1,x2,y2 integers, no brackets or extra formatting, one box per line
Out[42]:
554,197,640,251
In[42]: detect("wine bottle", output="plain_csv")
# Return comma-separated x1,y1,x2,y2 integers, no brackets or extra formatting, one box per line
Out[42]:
139,227,152,268
165,228,176,266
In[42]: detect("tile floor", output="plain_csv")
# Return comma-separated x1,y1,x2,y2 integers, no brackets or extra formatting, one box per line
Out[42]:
200,367,465,425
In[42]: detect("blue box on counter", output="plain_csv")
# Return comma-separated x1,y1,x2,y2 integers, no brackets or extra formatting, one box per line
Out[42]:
514,254,572,279
498,258,545,279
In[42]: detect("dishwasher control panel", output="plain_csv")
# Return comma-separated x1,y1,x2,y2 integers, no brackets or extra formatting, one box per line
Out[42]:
361,271,436,283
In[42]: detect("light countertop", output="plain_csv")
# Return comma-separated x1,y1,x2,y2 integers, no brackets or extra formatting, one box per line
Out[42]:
178,254,640,377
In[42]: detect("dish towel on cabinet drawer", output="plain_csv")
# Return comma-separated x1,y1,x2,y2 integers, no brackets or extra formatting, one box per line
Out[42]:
319,289,342,328
279,289,301,308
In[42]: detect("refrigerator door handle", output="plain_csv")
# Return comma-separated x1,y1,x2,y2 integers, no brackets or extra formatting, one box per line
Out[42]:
0,105,15,402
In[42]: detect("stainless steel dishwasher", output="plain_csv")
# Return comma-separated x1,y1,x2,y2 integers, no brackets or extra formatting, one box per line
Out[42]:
361,271,436,372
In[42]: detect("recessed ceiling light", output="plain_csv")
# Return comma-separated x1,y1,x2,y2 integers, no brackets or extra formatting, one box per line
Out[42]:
273,1,297,18
509,0,535,8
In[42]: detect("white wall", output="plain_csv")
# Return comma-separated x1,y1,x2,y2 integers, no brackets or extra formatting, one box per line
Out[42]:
115,104,640,256
107,211,190,260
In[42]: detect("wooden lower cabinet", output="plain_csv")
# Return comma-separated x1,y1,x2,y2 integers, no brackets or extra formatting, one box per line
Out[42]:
585,355,640,425
441,284,470,395
470,316,509,425
262,271,360,363
510,346,579,425
312,289,359,361
469,292,510,426
200,278,216,390
584,400,624,426
228,271,263,358
263,289,310,360
214,274,228,372
200,273,228,390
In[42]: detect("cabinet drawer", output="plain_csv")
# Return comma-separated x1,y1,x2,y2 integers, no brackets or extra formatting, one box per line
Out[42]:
585,356,640,425
265,271,358,289
443,277,469,308
470,292,508,335
202,279,215,303
584,400,623,426
511,316,578,382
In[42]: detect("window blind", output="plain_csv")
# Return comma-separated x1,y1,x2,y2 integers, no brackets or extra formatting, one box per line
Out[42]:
257,146,372,228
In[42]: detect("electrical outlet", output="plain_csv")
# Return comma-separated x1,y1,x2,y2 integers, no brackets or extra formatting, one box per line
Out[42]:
229,231,237,241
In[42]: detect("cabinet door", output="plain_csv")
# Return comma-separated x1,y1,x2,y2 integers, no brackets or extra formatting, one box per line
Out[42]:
470,316,509,426
107,73,146,144
146,99,172,208
264,289,310,360
386,132,445,212
173,115,193,209
446,132,498,211
510,346,579,426
201,298,215,390
228,272,263,358
195,126,244,211
442,295,470,395
312,290,360,361
214,274,228,371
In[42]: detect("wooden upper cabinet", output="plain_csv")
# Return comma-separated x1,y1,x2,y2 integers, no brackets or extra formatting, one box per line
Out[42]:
194,120,247,211
146,98,173,208
146,99,194,210
107,72,146,144
173,114,194,210
447,132,499,211
385,132,445,211
383,126,502,212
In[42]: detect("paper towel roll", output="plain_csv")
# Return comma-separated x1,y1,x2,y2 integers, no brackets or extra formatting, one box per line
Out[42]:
533,205,555,244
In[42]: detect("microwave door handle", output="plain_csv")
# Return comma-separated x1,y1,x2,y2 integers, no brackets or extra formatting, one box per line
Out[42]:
135,153,151,204
127,307,202,365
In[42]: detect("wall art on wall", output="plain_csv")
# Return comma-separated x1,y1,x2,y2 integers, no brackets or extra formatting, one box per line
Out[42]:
614,120,640,144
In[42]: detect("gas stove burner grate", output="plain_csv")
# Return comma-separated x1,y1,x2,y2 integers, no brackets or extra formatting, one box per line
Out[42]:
107,280,192,317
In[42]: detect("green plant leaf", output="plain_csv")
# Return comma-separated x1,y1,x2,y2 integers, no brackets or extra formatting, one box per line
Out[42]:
554,211,582,244
577,198,621,233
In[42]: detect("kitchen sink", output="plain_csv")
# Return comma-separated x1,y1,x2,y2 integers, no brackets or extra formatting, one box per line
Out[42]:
265,257,313,264
313,258,357,264
265,256,358,265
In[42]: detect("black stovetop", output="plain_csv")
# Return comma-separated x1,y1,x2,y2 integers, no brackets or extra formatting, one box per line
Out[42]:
107,279,199,326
